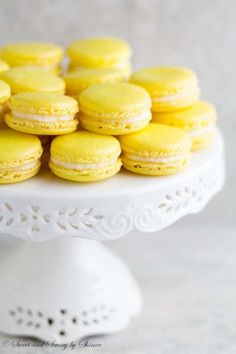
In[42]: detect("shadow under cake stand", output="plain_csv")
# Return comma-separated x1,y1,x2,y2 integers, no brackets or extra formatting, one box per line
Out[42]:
0,131,225,343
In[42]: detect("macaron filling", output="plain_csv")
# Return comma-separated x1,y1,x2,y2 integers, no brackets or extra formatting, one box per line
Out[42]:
123,152,188,163
0,159,40,173
152,86,200,103
12,111,76,123
50,156,118,170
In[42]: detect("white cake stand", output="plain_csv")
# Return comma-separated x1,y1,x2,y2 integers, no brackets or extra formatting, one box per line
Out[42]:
0,131,224,344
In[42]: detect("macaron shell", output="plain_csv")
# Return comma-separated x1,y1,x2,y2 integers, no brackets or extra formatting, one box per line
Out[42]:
64,67,125,96
1,67,65,94
2,42,63,67
50,131,121,163
9,92,78,115
67,38,131,68
0,80,11,103
79,83,151,115
130,67,198,91
49,159,122,182
121,154,189,176
5,113,79,135
119,123,191,157
152,101,217,128
0,160,41,184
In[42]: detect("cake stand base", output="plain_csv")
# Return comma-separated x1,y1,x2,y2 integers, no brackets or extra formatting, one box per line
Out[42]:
0,236,142,343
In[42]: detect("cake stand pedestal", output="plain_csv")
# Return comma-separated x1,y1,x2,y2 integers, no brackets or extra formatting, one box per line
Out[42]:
0,131,224,343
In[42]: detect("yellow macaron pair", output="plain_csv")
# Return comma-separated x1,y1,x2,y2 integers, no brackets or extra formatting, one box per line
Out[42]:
1,42,63,72
66,38,132,79
0,129,43,184
0,67,65,95
130,67,217,150
5,92,79,135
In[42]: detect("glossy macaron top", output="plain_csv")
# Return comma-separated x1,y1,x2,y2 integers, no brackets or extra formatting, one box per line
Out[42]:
79,83,151,115
1,67,65,94
0,80,11,103
51,131,121,163
67,38,131,68
0,129,42,167
64,67,125,96
9,92,78,115
0,59,9,73
130,67,198,92
152,101,217,128
1,42,63,67
119,123,191,156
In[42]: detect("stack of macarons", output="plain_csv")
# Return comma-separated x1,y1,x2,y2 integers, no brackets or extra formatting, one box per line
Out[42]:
130,67,217,151
0,38,218,184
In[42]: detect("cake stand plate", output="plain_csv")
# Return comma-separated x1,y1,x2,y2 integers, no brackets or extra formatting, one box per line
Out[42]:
0,131,225,343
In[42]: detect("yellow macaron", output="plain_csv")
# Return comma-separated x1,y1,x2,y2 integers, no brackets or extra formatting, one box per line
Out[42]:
0,67,65,95
50,131,121,182
152,101,217,151
1,42,63,71
0,129,43,184
67,37,132,79
0,59,10,73
120,123,191,176
130,67,200,112
79,83,152,135
64,67,125,97
5,92,79,135
0,80,11,128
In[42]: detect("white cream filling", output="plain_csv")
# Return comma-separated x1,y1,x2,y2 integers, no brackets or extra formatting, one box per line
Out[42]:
12,111,75,123
84,110,150,124
0,159,39,172
152,87,200,103
124,153,185,163
187,125,215,138
50,156,117,170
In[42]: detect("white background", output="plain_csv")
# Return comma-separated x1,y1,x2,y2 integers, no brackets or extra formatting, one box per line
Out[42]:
0,1,235,353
